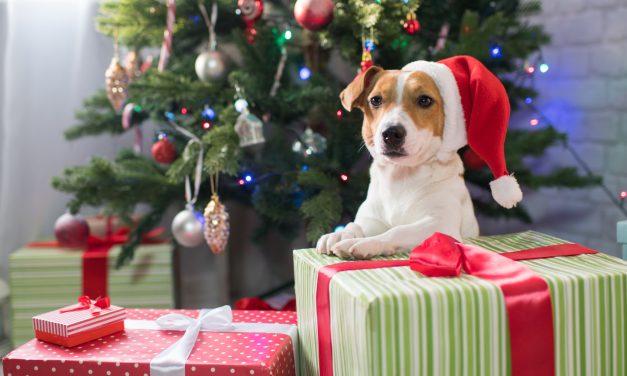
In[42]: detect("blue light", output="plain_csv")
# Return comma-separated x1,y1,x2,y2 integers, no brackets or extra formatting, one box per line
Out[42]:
334,225,345,232
490,45,502,58
244,174,253,183
202,106,216,120
539,63,549,73
525,97,533,104
299,66,311,81
164,111,175,121
364,40,375,51
301,165,310,171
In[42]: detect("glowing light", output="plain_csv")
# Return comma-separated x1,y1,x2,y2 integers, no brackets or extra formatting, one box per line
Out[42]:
539,63,549,73
525,97,533,104
336,109,343,120
490,45,502,58
202,121,212,130
244,174,253,183
301,165,310,171
621,191,627,199
339,173,349,182
202,106,216,120
299,67,311,80
234,98,249,113
334,225,346,232
529,118,539,126
238,179,245,185
364,40,375,51
157,132,167,140
134,104,142,112
164,111,175,120
284,30,292,40
527,66,536,74
180,107,188,115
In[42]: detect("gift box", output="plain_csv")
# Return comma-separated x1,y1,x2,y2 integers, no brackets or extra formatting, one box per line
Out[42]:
33,297,126,347
617,220,627,260
9,230,174,346
294,231,627,376
3,307,298,376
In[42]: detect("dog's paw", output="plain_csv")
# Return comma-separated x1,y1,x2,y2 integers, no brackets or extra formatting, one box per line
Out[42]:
316,223,364,254
331,237,397,259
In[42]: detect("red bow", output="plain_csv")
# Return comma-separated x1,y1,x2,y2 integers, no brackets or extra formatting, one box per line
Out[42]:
59,296,111,315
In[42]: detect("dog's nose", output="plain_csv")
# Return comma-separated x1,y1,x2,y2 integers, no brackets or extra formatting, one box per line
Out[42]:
382,126,406,148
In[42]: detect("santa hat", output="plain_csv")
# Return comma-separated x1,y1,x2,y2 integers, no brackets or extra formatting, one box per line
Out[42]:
402,55,523,209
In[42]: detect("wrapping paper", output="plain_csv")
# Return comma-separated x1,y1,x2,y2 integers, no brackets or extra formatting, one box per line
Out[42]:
294,231,627,376
3,309,297,376
9,244,173,346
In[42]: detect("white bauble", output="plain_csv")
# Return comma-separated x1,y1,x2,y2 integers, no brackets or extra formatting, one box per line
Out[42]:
171,209,204,248
195,50,229,82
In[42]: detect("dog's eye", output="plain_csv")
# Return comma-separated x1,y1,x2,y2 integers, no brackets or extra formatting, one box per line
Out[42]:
369,96,383,108
417,95,433,108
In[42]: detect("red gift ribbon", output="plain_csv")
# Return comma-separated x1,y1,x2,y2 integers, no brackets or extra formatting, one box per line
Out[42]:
316,233,598,376
59,296,111,315
28,226,166,299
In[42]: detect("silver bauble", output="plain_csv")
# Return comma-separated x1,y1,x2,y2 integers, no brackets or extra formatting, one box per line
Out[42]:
171,209,204,248
195,50,229,82
292,128,327,157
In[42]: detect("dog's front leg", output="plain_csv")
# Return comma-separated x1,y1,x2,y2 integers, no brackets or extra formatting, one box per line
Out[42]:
332,216,462,259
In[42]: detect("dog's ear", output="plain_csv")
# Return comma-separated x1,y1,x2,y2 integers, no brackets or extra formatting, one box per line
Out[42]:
340,66,383,112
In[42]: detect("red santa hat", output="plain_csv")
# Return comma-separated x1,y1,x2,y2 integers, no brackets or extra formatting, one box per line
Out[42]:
402,55,522,209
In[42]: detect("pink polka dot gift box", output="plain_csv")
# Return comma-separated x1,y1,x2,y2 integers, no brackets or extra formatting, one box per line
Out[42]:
3,307,298,376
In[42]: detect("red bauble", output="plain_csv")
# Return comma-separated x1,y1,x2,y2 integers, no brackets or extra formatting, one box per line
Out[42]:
360,59,373,72
238,0,263,25
54,213,90,249
462,148,487,171
403,19,421,35
152,138,176,164
294,0,334,31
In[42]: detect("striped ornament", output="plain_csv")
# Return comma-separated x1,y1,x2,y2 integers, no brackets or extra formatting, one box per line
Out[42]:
294,231,627,376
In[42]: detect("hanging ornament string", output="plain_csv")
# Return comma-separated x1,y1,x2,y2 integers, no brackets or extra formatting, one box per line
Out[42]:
122,103,143,154
198,1,218,51
269,46,288,97
166,121,204,209
158,0,176,72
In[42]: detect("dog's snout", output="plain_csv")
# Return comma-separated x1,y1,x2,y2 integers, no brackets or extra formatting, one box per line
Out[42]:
382,125,406,148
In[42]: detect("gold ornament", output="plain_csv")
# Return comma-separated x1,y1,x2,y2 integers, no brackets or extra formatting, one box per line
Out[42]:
124,50,142,82
204,193,230,254
105,56,129,112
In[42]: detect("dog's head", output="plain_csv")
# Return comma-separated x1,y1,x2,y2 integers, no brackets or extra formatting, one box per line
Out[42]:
340,66,445,167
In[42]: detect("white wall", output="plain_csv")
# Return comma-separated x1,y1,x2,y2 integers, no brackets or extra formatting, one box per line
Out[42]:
480,0,627,257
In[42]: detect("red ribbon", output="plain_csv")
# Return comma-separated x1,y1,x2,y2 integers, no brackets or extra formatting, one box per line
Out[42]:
316,233,598,376
59,296,111,315
29,227,166,299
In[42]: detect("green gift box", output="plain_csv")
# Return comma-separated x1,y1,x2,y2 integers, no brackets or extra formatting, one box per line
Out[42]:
9,242,174,347
294,231,627,376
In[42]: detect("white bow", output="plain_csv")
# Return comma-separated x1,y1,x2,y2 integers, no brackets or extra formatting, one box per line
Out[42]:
125,306,298,376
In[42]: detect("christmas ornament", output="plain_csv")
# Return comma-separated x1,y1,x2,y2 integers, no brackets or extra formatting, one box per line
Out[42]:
432,22,450,53
124,49,142,81
204,193,230,254
152,137,176,164
402,10,420,35
292,128,327,157
294,0,334,31
195,2,230,82
237,0,263,43
171,208,204,247
269,46,288,97
105,55,129,112
195,50,229,81
54,213,90,249
158,0,176,71
360,49,373,72
234,98,265,147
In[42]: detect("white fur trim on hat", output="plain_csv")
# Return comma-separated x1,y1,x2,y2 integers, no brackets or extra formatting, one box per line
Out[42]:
402,61,467,161
489,175,523,209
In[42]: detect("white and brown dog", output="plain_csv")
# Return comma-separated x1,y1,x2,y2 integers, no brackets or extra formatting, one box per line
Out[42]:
317,56,523,259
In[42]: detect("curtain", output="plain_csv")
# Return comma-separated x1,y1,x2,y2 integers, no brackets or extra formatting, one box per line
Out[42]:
0,0,134,278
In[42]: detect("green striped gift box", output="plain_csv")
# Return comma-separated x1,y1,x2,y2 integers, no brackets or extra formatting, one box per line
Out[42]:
294,231,627,376
617,221,627,260
9,243,174,347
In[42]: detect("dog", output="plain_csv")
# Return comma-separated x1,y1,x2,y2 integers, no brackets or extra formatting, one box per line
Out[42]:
316,65,480,259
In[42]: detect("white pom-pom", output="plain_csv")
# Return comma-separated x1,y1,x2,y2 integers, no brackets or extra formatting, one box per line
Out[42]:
489,175,523,209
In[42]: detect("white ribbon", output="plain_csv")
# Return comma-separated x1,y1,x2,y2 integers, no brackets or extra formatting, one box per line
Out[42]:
124,306,299,376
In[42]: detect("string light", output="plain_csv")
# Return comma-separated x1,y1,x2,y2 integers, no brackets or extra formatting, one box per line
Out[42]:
238,178,245,185
334,225,346,232
157,132,168,140
244,174,254,183
527,66,536,74
339,173,349,182
364,39,375,51
299,66,311,80
180,107,188,115
301,165,310,171
234,98,249,113
525,97,533,104
164,111,175,121
336,109,343,120
490,44,502,58
134,104,142,112
284,29,292,40
202,106,216,120
202,121,212,130
539,63,549,73
621,191,627,200
529,118,539,127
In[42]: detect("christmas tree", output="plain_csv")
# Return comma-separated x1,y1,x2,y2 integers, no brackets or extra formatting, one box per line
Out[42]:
52,0,599,266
